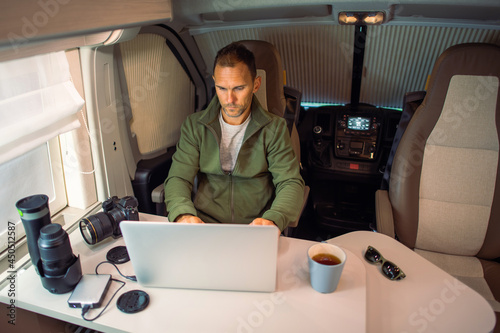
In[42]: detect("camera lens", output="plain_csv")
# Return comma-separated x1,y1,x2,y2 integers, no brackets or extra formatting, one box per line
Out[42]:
38,224,76,278
16,194,51,267
79,212,114,245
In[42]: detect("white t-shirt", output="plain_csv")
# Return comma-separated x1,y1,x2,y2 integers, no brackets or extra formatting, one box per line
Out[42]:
219,111,251,173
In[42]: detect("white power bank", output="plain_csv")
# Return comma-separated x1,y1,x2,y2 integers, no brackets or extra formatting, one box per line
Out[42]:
68,274,111,308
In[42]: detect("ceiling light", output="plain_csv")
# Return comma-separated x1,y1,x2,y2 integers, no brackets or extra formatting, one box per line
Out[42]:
338,11,385,25
362,12,385,24
338,12,359,25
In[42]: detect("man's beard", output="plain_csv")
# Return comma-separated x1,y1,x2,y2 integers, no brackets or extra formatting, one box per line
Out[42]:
222,104,246,118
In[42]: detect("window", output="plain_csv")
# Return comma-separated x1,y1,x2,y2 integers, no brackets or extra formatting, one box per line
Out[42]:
0,138,66,253
0,49,98,281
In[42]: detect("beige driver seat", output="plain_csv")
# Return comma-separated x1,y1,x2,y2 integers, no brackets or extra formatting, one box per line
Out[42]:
238,39,309,234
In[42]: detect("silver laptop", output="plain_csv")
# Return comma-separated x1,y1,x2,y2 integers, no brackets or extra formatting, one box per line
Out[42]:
120,221,279,292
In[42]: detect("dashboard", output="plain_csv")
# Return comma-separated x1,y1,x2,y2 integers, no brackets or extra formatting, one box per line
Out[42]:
300,104,402,233
306,105,401,177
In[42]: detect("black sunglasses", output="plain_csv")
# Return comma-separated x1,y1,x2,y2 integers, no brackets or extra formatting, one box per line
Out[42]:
364,246,406,280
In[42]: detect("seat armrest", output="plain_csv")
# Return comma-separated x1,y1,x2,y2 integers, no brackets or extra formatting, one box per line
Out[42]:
375,189,395,238
152,184,165,203
151,184,166,216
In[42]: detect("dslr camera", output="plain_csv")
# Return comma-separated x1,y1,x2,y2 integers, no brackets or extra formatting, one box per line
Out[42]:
79,196,139,245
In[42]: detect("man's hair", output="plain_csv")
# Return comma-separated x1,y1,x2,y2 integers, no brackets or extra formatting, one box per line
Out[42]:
213,42,257,80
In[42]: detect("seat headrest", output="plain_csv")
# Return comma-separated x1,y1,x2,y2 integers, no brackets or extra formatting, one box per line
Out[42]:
424,43,500,114
238,40,286,117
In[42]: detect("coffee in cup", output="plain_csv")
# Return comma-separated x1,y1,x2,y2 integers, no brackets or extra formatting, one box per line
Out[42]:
312,253,341,265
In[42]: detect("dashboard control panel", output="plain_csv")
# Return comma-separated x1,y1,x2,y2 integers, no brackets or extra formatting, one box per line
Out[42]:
335,113,380,160
308,105,400,176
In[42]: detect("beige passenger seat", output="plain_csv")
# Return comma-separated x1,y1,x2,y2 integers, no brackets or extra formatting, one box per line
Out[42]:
375,43,500,332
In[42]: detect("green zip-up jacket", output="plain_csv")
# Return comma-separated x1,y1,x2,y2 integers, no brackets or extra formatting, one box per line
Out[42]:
164,95,304,231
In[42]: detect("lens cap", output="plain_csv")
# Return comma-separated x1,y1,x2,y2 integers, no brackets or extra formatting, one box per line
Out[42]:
117,290,149,314
16,194,49,214
106,246,130,264
39,223,65,240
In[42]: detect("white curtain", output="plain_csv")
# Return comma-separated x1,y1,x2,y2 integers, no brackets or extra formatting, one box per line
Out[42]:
0,51,84,165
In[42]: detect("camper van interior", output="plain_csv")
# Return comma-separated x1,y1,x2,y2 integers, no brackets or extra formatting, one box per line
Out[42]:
0,0,499,332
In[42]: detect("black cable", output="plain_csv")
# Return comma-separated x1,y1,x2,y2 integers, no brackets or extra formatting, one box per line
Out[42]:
81,278,125,322
95,260,137,281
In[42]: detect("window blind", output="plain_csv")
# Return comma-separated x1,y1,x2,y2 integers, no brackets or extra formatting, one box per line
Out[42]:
0,51,84,165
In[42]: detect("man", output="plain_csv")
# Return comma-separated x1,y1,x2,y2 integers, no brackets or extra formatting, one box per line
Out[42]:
164,42,304,232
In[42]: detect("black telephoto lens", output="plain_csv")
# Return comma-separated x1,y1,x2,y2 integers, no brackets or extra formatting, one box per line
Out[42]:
38,224,77,278
16,194,51,267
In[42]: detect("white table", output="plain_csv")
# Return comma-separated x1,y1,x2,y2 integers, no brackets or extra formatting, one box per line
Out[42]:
0,215,496,333
330,231,496,333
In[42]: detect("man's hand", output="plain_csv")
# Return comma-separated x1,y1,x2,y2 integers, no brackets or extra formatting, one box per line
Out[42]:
175,214,205,224
249,218,276,226
250,218,281,238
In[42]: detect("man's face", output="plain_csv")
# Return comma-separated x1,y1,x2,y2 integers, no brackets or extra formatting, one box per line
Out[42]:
213,61,261,125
